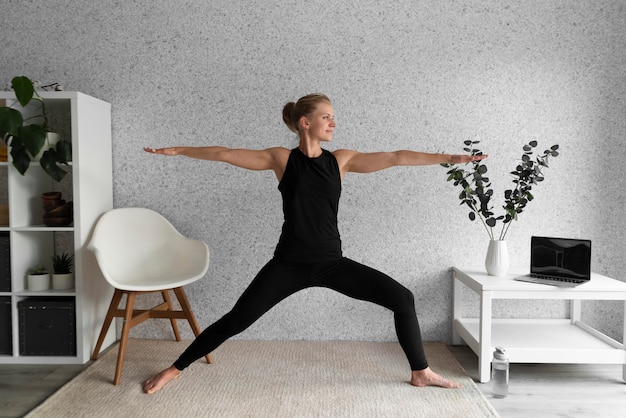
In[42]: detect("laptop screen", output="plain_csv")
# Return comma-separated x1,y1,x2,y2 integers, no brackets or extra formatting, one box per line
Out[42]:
530,236,592,281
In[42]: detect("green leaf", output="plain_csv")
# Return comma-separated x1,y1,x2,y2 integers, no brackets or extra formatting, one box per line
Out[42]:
469,212,476,221
9,139,30,175
0,107,23,138
40,149,67,182
18,124,46,157
529,140,538,147
486,218,497,227
55,140,72,162
11,76,35,107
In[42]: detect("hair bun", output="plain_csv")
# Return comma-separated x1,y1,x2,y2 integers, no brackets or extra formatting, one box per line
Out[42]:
282,102,298,133
282,94,331,135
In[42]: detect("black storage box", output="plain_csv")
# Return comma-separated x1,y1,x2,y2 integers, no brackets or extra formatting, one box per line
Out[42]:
18,297,76,356
0,232,10,292
0,296,11,354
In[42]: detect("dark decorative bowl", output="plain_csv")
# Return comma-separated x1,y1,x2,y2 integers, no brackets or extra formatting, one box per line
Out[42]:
43,217,73,227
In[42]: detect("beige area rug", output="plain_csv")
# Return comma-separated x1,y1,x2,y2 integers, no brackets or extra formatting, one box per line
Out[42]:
27,339,498,418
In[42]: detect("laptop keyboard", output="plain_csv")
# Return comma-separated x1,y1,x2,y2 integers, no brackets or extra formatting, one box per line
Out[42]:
530,274,582,284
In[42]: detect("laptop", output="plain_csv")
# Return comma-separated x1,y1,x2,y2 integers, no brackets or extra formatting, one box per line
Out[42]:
514,236,592,287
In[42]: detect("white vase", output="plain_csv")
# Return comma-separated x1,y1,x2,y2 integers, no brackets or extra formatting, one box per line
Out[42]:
52,273,74,290
485,240,510,276
27,273,50,291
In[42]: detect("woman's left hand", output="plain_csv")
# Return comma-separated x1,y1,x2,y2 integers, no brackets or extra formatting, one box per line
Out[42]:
450,154,488,164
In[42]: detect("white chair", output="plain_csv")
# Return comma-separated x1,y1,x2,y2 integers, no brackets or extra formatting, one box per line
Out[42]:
88,207,212,385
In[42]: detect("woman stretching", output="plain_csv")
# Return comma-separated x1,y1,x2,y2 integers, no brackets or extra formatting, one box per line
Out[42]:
142,93,486,394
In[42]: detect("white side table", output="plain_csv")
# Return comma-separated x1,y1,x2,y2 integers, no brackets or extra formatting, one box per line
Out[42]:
452,267,626,383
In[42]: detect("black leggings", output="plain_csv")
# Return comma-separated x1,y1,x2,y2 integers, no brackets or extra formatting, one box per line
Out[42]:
174,257,428,371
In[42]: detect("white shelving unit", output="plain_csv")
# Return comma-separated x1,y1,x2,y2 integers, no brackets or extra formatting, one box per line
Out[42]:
0,91,115,364
452,267,626,383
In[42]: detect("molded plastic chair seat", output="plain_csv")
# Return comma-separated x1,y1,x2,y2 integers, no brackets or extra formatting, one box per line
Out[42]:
89,208,212,385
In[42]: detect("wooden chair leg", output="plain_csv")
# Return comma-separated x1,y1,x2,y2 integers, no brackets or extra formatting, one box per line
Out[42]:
162,290,181,341
173,287,213,364
97,287,211,385
92,289,123,360
114,291,136,385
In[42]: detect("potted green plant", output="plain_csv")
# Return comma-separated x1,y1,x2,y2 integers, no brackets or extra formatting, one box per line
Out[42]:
0,76,72,181
51,252,74,290
443,140,560,275
27,264,50,291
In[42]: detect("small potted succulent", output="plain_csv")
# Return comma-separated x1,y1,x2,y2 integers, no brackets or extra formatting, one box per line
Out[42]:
0,76,72,181
27,264,50,291
51,252,74,290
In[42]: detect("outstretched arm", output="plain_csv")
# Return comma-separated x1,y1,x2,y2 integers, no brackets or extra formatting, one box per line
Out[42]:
334,149,487,177
144,146,290,179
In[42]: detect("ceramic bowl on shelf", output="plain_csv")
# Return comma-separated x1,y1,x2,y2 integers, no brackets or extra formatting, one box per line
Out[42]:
41,191,62,201
41,192,73,226
0,204,8,226
45,202,72,218
42,199,65,210
43,217,73,227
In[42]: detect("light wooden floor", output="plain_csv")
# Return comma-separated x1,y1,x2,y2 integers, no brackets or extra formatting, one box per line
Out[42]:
449,345,626,418
0,362,88,418
1,345,626,417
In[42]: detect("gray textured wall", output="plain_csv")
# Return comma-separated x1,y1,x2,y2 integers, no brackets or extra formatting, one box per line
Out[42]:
2,1,625,344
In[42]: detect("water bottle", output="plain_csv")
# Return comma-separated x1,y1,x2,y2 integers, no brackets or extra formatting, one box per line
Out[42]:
492,346,509,398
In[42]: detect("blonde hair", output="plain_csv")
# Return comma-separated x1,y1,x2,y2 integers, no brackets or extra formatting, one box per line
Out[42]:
282,93,331,134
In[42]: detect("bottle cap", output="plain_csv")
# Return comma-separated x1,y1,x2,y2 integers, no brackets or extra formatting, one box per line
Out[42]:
494,346,508,360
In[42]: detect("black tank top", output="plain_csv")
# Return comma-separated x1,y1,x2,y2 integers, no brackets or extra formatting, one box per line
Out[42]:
274,147,342,262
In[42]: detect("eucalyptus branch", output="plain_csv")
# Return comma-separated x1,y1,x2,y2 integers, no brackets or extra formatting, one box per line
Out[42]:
444,140,560,240
474,203,495,240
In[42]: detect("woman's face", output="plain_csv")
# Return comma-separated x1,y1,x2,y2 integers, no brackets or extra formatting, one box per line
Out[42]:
303,101,335,142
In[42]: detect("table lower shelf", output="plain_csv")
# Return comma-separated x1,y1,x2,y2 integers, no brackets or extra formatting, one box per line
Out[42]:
455,318,626,364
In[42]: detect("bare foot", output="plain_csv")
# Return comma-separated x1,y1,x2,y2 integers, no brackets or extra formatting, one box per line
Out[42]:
410,367,461,389
143,365,181,394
